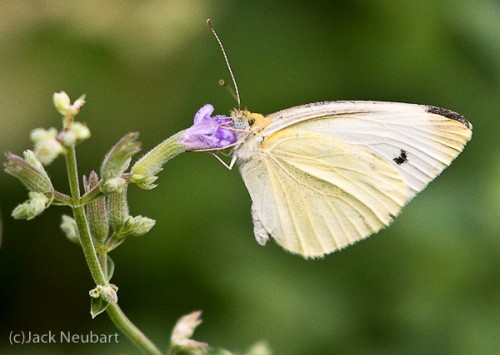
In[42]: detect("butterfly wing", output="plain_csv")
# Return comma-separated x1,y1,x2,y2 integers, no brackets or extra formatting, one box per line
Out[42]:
238,101,472,258
264,101,472,198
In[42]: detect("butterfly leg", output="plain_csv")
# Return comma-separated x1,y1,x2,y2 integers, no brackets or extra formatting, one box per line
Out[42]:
211,153,238,170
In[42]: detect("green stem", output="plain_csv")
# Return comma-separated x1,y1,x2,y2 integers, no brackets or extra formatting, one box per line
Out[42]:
98,250,108,277
66,145,107,285
73,206,107,284
53,190,73,205
107,303,162,355
65,144,162,355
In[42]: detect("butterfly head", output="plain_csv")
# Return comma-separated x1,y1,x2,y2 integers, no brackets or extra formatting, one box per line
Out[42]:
231,109,272,133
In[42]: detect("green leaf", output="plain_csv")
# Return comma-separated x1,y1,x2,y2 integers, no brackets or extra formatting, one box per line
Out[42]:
90,297,109,319
106,255,115,282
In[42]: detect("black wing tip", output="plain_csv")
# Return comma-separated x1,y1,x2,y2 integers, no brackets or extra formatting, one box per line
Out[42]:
426,106,472,129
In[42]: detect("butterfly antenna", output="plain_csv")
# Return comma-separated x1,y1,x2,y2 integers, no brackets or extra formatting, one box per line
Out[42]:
207,19,241,109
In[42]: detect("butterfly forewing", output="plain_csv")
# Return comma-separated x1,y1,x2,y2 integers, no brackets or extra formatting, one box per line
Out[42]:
264,101,472,197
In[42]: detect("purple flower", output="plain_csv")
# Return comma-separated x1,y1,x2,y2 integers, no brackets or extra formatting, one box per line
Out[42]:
178,104,237,150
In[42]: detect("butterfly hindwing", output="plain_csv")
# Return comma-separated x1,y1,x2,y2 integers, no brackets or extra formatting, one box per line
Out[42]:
240,129,409,257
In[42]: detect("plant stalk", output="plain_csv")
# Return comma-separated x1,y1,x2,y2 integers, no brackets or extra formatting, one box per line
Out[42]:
66,145,106,285
65,144,162,354
107,303,162,355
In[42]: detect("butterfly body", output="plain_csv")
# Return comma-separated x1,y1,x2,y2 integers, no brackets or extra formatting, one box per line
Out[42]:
230,101,472,258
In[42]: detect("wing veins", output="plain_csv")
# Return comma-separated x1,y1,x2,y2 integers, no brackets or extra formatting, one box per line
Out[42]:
272,149,405,218
264,157,307,254
267,152,388,231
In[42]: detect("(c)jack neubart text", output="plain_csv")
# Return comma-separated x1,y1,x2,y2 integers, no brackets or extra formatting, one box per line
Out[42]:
9,330,120,345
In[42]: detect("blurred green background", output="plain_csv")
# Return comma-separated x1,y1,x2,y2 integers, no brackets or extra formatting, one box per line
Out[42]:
1,0,499,354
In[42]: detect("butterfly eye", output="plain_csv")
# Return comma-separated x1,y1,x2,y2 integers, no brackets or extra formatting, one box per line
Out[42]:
231,110,250,130
232,116,249,129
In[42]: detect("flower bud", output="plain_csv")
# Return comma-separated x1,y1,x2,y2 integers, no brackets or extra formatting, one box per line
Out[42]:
60,215,80,244
89,283,118,318
116,215,156,239
30,128,64,165
53,91,86,117
72,95,86,114
84,171,109,244
71,122,91,141
170,311,208,355
53,91,71,116
4,151,53,193
59,130,77,146
89,284,118,304
107,184,129,233
129,174,158,190
100,177,126,194
30,127,58,143
12,192,49,220
59,122,91,146
35,139,64,165
101,132,141,180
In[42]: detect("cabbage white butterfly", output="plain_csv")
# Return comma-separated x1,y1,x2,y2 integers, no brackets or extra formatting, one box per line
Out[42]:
230,102,472,258
206,20,472,258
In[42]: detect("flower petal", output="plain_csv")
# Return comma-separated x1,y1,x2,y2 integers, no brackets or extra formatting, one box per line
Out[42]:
179,105,237,151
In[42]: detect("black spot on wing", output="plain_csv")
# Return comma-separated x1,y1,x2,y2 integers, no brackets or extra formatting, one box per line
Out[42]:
426,106,472,129
393,149,408,165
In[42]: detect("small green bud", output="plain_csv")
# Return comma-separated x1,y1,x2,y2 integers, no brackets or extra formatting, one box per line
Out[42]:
60,122,91,146
12,192,49,220
59,131,76,146
107,184,129,233
116,215,156,239
4,151,53,193
89,284,118,304
83,171,109,244
60,215,80,244
170,311,208,355
101,177,126,194
30,127,58,144
101,132,141,180
53,91,71,115
34,139,65,165
71,122,91,141
89,284,118,319
131,131,186,190
30,128,64,165
129,174,158,190
53,91,86,117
